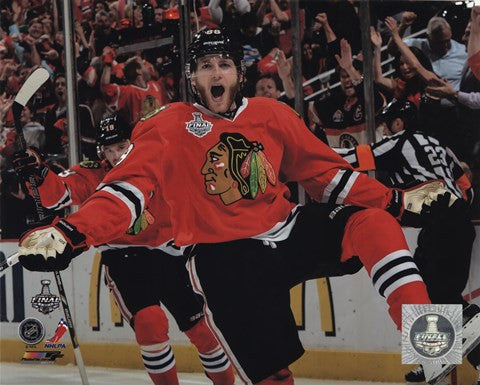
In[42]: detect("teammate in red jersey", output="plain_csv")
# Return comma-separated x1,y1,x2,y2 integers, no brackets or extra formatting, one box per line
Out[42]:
12,115,234,385
16,29,480,385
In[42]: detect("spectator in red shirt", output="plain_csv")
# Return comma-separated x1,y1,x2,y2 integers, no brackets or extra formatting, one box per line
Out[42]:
101,54,170,127
261,0,304,56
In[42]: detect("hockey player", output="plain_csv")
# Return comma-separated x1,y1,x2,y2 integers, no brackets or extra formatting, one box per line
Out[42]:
16,29,480,385
12,115,234,385
335,99,480,383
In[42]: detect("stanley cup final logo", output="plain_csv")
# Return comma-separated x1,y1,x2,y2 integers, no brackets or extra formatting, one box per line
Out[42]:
31,280,60,315
413,315,450,356
402,304,462,365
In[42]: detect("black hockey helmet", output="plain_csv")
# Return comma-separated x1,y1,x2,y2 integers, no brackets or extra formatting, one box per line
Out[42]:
97,115,130,147
96,115,130,159
185,28,245,77
379,99,418,132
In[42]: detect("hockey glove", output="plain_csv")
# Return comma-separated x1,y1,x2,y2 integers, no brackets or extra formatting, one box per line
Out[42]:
387,180,457,227
18,217,88,272
12,147,49,186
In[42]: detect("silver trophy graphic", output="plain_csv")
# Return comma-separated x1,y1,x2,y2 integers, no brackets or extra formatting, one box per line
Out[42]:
31,280,60,314
414,315,450,356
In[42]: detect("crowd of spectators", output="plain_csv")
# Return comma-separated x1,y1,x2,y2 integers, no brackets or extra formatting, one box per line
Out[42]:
1,0,479,236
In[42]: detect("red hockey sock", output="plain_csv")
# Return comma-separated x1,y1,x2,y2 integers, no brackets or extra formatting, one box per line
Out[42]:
386,281,430,329
341,209,430,330
254,368,293,385
142,345,179,385
135,306,179,385
184,318,235,385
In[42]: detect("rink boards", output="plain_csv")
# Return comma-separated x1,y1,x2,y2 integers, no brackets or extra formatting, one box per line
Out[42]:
1,225,479,383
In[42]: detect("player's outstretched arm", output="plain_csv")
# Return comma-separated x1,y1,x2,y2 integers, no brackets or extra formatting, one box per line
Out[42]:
277,103,455,227
17,121,161,266
13,148,104,210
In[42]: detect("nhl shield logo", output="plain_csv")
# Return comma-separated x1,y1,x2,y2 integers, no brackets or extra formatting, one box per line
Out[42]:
186,112,213,138
31,280,60,315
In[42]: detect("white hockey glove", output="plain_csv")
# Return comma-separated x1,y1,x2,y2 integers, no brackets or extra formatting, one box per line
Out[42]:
18,217,88,272
387,180,457,227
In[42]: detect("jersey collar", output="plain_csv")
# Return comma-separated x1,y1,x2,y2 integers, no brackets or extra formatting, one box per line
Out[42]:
193,97,249,122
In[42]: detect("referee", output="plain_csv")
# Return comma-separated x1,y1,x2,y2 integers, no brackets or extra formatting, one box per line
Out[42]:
336,99,478,384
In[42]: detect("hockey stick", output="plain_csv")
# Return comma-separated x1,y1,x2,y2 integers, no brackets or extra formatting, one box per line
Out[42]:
0,252,19,272
10,68,89,385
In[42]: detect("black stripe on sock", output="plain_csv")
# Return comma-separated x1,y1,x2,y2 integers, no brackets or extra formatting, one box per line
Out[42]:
372,256,414,285
203,358,229,370
143,355,175,370
199,351,226,362
142,348,172,362
378,268,420,297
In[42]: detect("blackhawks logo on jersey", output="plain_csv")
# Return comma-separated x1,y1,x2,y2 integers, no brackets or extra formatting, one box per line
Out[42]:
126,209,155,235
140,95,169,121
201,132,276,205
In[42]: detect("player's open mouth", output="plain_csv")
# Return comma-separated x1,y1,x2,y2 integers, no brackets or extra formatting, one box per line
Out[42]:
211,85,225,101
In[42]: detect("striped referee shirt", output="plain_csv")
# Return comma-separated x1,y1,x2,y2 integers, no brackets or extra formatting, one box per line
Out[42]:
335,130,473,203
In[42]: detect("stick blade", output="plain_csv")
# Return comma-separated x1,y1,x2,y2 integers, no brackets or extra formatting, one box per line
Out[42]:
14,68,50,107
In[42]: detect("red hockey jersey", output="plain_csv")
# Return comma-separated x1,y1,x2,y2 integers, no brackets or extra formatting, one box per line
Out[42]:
34,160,175,249
34,160,108,211
67,97,393,247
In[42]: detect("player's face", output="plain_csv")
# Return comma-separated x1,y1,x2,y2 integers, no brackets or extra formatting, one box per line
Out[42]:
191,54,241,114
255,78,280,99
102,139,131,167
399,55,415,79
339,69,355,97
